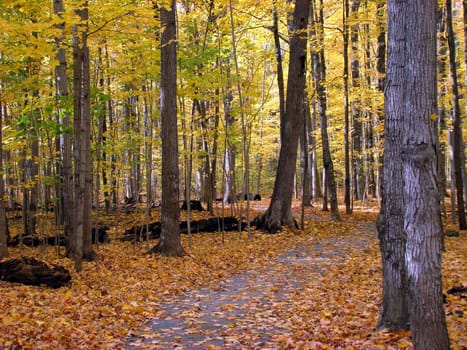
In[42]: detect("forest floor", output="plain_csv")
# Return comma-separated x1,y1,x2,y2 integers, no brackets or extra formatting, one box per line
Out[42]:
0,200,465,349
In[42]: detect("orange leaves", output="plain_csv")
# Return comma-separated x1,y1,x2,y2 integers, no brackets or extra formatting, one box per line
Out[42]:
0,207,465,348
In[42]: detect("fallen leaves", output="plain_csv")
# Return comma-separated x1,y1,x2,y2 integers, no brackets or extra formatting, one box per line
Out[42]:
0,205,465,349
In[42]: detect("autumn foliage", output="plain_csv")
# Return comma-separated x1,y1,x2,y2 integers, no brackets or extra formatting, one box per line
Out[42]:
0,205,465,349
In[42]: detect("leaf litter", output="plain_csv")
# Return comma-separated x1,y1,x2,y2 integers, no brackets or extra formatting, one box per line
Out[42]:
0,205,465,349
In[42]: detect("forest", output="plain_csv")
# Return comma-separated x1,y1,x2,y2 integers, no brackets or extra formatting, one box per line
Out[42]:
0,0,466,349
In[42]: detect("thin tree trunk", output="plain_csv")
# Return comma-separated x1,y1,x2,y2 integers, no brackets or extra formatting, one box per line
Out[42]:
351,0,363,202
446,0,467,229
312,0,340,221
437,5,448,220
310,100,321,200
375,0,386,202
0,96,9,258
273,2,285,121
343,0,351,214
229,0,252,238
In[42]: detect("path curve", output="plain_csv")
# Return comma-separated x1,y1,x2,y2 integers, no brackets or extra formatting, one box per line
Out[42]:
126,223,377,349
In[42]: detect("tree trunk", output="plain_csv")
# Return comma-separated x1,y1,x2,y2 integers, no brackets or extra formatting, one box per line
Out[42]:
71,2,96,269
223,83,236,205
351,0,363,202
148,0,184,257
403,0,450,347
437,5,449,221
81,41,95,261
72,26,84,270
312,0,340,221
377,0,409,330
446,0,467,229
253,0,310,233
300,100,312,207
0,97,8,259
343,0,351,214
53,0,73,235
375,0,386,202
273,3,285,122
310,101,321,200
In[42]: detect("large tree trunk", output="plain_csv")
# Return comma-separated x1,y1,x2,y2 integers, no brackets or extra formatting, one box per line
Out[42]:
253,0,310,233
148,0,184,257
402,0,450,347
377,0,409,331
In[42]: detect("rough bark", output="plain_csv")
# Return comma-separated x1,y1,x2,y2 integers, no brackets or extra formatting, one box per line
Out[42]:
377,0,409,330
253,0,310,233
403,0,450,348
71,2,97,269
148,0,184,257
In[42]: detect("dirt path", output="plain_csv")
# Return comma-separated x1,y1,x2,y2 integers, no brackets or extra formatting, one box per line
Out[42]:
126,223,377,349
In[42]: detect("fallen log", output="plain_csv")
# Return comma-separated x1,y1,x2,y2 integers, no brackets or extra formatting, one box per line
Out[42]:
0,256,71,288
8,226,110,247
120,216,245,242
181,200,205,211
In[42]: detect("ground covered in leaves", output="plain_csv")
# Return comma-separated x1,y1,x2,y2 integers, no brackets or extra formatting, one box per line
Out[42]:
0,202,465,349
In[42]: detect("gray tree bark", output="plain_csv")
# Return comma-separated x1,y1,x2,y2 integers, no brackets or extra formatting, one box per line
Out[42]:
377,0,409,330
402,0,450,347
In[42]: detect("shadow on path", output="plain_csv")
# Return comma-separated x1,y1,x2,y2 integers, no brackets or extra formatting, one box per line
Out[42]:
126,223,376,349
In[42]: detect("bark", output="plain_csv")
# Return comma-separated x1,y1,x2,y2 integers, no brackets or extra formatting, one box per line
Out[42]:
375,0,386,201
377,0,409,330
0,97,8,259
403,0,450,347
437,6,449,221
446,0,467,229
273,3,285,122
351,0,363,202
148,0,184,257
343,0,351,214
300,100,312,207
312,0,340,221
71,2,97,270
310,101,321,200
253,0,310,233
223,86,236,205
229,0,252,238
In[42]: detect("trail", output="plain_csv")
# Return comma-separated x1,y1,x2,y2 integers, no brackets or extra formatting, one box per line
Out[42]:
126,223,377,349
